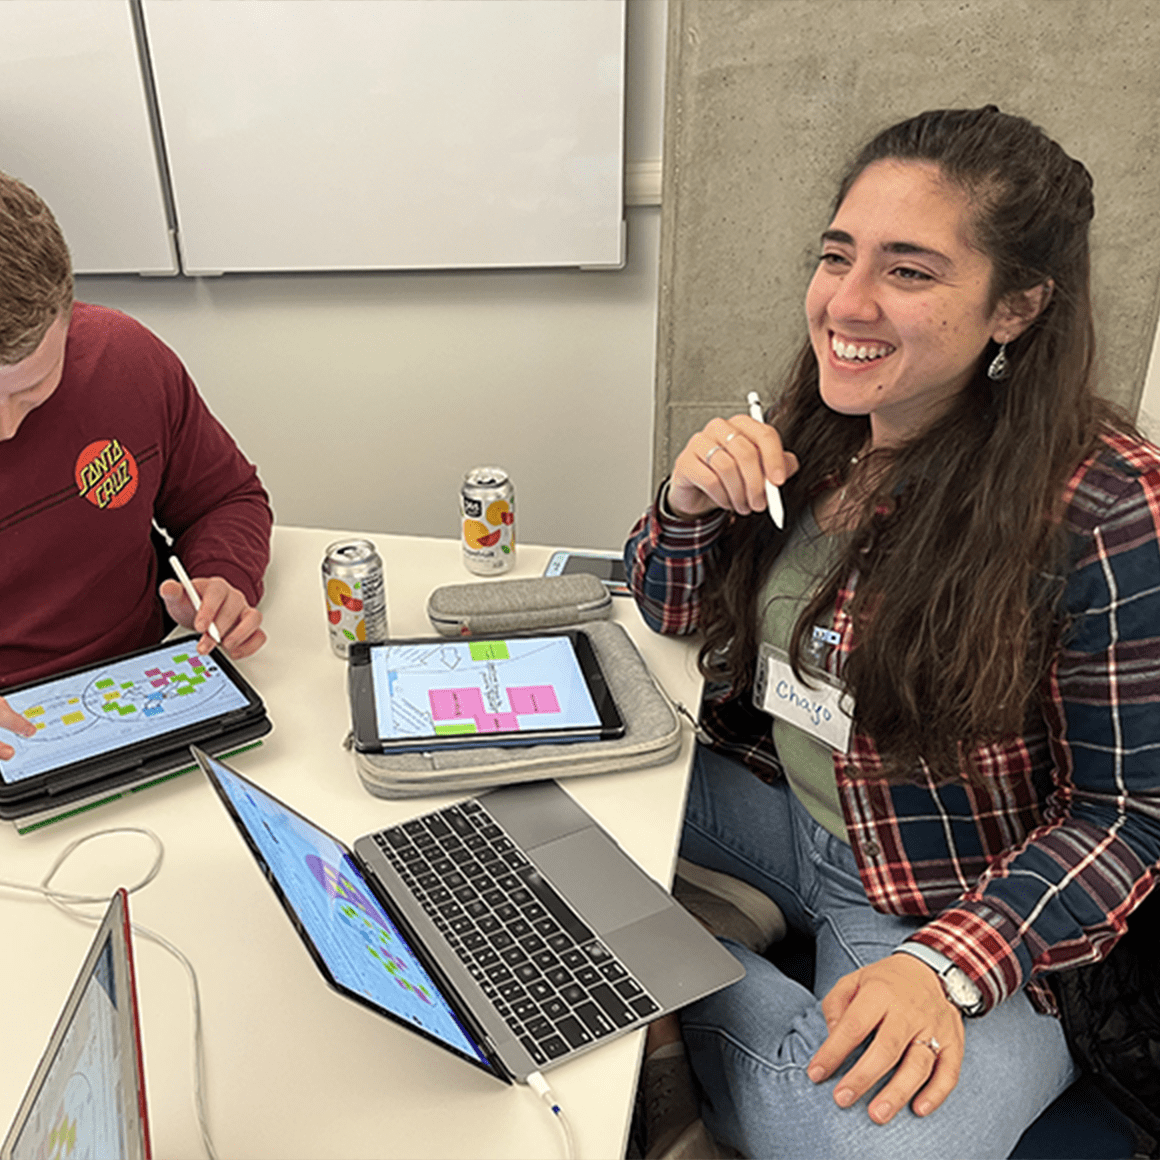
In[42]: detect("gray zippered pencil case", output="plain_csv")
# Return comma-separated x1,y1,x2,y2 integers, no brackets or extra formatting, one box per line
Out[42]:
425,573,612,636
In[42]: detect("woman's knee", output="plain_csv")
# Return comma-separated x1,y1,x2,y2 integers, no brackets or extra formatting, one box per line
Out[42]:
681,982,1079,1160
680,948,829,1070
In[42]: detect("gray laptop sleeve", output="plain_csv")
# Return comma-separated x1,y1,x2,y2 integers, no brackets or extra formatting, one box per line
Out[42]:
349,620,682,798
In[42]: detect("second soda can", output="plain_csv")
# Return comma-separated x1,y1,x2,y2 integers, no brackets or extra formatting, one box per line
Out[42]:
322,538,388,658
460,467,515,575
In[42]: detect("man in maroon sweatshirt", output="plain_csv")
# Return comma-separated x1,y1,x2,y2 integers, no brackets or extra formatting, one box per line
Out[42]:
0,169,273,760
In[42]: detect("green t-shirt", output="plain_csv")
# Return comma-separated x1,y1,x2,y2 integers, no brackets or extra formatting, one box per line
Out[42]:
758,507,850,842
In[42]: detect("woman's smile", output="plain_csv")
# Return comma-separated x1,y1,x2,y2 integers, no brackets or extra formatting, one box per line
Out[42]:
827,332,896,367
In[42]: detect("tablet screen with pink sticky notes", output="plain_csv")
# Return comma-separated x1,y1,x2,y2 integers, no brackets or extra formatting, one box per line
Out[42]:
347,631,624,753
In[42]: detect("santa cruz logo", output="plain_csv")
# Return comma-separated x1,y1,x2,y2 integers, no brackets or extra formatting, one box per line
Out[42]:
75,438,139,509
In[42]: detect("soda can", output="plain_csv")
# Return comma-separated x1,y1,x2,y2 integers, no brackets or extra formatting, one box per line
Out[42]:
461,467,515,575
322,538,388,658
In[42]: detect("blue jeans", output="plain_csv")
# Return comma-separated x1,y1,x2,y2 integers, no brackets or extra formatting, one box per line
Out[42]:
678,745,1078,1159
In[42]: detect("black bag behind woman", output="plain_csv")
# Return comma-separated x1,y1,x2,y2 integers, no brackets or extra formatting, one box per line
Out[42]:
1049,887,1160,1157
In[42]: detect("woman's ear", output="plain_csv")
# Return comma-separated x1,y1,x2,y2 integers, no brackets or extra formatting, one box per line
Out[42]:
993,279,1054,344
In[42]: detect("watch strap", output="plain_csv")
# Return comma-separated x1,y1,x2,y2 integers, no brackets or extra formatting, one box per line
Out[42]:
892,943,984,1015
894,942,956,976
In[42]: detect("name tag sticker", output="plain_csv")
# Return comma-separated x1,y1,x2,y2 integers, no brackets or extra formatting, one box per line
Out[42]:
753,644,854,753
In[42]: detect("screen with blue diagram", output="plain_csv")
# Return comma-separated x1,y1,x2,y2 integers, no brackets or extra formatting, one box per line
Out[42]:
10,939,131,1160
207,756,490,1067
0,642,250,784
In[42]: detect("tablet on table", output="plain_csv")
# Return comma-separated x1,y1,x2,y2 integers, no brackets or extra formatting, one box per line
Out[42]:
0,636,270,818
347,630,624,754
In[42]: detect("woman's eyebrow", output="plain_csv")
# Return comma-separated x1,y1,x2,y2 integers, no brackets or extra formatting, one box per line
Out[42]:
883,241,951,265
821,229,952,267
821,229,854,246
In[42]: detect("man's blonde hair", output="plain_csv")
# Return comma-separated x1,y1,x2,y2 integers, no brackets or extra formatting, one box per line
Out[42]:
0,170,73,366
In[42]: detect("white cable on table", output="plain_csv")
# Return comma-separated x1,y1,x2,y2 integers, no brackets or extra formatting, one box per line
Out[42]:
0,827,218,1160
527,1070,577,1160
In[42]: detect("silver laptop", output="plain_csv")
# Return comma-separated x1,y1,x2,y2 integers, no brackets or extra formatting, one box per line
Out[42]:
2,890,150,1160
193,745,743,1083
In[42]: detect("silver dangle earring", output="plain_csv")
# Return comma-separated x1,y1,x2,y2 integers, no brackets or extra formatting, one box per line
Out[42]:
987,342,1010,382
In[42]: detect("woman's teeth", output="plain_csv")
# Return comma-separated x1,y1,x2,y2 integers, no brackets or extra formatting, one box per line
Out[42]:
831,335,894,363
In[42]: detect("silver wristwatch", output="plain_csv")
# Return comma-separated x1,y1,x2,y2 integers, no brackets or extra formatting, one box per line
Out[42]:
893,943,985,1017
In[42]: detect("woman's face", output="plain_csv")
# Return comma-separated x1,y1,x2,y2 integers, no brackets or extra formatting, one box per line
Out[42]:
805,159,1012,447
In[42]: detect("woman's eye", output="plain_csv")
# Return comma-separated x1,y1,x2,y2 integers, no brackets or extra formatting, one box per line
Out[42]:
893,266,934,282
818,252,848,268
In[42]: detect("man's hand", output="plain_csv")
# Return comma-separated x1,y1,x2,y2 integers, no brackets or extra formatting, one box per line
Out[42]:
0,695,37,761
160,575,266,659
807,952,965,1124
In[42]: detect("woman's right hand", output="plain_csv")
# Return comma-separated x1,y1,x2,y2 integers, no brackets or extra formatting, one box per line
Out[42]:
0,695,36,761
668,413,800,519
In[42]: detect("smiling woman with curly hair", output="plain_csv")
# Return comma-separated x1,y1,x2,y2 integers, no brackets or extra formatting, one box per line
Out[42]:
626,106,1160,1160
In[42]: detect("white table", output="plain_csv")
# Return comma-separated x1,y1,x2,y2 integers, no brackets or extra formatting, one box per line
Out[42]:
0,528,704,1159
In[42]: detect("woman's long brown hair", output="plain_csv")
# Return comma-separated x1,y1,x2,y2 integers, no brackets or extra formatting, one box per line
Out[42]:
696,107,1126,782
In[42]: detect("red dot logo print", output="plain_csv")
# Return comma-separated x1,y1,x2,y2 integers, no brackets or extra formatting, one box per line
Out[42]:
75,438,139,510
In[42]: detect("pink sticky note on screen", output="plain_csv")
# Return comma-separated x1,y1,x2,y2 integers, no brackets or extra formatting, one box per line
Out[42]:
508,685,561,715
476,714,519,733
429,687,486,720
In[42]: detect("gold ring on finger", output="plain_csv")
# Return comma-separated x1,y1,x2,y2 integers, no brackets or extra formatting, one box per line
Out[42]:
912,1036,942,1057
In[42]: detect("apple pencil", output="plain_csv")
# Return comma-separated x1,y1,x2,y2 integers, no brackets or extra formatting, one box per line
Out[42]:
746,391,784,528
169,554,222,644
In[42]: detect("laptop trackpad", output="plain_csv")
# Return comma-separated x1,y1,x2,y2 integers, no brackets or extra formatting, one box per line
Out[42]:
531,828,670,934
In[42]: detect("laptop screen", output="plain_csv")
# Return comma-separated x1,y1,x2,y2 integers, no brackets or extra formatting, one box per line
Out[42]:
202,753,493,1071
3,890,150,1160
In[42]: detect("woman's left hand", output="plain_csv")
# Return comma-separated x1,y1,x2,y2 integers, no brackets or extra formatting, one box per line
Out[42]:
807,953,965,1123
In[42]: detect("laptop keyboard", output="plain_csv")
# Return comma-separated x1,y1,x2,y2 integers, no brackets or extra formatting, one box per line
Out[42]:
372,798,660,1065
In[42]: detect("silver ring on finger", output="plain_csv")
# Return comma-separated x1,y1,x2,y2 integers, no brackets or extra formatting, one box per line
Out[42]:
725,431,738,443
703,444,724,465
912,1036,942,1057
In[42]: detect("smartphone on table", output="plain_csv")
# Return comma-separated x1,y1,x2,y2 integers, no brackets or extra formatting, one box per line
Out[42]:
542,551,629,596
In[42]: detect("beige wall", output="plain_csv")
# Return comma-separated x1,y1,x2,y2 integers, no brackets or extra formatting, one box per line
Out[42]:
76,212,659,550
654,0,1160,484
73,0,668,553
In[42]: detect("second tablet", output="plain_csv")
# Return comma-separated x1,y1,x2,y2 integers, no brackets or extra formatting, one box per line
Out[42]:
347,631,625,754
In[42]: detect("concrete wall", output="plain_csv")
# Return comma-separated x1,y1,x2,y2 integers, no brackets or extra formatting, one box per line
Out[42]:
654,0,1160,484
72,0,667,553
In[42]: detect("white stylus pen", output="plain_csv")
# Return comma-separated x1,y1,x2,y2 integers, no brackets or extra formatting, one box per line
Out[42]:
169,554,223,644
746,391,784,529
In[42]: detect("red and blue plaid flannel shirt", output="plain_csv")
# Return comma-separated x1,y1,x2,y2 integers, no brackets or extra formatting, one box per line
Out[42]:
625,431,1160,1014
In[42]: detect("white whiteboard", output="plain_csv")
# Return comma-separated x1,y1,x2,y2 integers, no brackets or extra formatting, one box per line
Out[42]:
142,0,626,273
0,1,176,275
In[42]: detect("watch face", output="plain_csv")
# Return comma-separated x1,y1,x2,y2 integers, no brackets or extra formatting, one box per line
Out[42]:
944,967,982,1011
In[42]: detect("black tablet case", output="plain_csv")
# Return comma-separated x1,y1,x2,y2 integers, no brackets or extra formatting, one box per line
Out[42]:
1,637,271,826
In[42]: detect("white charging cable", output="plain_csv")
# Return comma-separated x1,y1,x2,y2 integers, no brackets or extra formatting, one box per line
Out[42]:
526,1070,577,1159
0,827,218,1160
